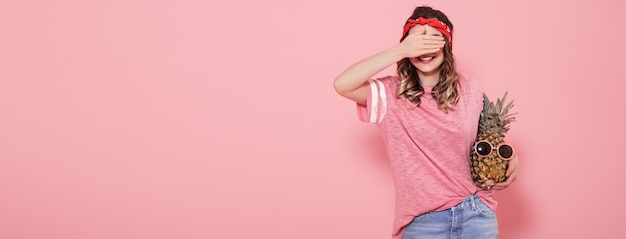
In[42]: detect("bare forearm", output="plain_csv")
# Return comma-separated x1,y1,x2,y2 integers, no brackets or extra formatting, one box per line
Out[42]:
334,45,405,95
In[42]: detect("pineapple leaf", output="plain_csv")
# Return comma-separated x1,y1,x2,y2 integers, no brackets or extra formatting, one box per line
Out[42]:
479,92,517,135
496,92,508,114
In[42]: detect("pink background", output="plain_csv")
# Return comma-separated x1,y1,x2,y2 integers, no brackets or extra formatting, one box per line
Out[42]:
1,0,625,238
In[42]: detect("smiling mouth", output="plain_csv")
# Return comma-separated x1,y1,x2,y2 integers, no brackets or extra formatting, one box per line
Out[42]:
417,55,435,62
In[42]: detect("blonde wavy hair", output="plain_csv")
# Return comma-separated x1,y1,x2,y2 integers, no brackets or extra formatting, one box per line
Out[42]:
396,6,460,113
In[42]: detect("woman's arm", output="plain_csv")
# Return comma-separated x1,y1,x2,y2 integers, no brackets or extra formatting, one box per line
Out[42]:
492,154,519,190
333,47,404,105
333,27,445,105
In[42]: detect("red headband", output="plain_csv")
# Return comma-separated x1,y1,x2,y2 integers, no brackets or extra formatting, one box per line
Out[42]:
401,17,452,48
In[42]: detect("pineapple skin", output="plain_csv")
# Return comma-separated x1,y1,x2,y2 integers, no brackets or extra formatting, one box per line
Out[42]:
471,133,509,188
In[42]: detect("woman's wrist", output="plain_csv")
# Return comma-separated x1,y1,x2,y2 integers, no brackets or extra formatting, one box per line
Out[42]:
386,44,408,62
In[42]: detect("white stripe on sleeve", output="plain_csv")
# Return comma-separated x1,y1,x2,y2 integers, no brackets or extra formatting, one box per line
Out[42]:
368,80,379,123
374,80,387,123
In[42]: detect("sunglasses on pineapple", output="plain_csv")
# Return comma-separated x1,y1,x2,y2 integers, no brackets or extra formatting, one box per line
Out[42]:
474,141,515,160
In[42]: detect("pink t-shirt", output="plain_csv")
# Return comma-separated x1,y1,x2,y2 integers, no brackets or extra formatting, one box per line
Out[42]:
356,75,496,239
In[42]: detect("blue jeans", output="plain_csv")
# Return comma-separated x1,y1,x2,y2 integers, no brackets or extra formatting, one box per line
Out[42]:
401,195,498,239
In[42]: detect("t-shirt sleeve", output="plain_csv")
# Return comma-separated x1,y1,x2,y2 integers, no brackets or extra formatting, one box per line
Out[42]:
356,76,394,124
459,75,485,115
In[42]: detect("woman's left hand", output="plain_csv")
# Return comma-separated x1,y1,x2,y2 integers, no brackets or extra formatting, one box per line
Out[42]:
491,154,519,190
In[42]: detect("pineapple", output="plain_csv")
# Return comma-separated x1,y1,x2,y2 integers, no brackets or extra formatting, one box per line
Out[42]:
470,92,516,189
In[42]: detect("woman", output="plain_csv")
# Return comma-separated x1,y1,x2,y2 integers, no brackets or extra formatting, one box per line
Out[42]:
333,6,519,239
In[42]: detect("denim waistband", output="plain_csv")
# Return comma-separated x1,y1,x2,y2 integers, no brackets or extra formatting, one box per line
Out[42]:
453,194,480,211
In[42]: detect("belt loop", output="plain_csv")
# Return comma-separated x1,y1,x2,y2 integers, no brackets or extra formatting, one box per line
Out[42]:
470,195,477,211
